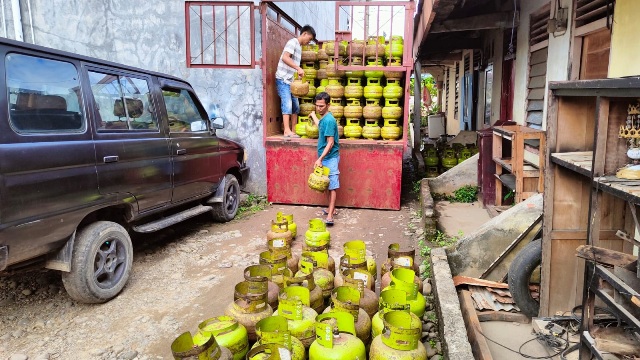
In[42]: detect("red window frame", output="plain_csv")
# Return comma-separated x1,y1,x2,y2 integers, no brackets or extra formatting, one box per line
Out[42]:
185,1,256,69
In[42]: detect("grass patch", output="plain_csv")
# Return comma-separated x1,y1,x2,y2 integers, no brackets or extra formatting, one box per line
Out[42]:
237,193,270,218
418,230,464,279
431,185,479,203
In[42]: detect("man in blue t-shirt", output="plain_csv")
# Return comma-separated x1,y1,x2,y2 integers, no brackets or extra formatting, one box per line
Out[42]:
309,92,340,225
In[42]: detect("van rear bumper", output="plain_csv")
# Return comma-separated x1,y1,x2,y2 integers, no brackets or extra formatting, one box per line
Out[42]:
0,246,7,271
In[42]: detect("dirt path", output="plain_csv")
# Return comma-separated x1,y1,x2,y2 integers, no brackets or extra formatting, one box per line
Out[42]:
0,200,423,360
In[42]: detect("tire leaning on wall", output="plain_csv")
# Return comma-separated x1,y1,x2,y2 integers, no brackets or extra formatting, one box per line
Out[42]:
508,239,542,318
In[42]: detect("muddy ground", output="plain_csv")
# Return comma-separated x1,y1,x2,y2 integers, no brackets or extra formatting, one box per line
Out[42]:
0,190,424,359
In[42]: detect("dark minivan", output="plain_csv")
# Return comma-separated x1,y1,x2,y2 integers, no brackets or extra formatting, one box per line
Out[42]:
0,38,249,303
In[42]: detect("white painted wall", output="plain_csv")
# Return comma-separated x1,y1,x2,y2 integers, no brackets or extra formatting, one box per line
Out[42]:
512,0,573,129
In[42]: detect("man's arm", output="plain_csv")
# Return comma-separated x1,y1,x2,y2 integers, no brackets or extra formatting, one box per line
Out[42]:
281,51,304,78
309,111,320,126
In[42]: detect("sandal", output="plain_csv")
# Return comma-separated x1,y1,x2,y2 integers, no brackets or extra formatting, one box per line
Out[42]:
324,218,334,226
322,209,339,216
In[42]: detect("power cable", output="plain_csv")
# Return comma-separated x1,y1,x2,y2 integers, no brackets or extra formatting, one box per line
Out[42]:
477,327,569,359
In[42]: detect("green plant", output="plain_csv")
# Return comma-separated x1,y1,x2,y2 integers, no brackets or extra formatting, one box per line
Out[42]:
237,194,270,217
433,230,463,248
504,189,515,201
412,180,422,194
452,185,478,203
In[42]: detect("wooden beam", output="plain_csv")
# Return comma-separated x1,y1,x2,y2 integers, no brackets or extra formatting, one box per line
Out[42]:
431,12,519,33
576,245,637,268
459,290,494,360
477,311,531,324
420,37,483,55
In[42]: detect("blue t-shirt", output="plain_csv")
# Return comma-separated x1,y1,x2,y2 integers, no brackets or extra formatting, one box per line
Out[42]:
317,112,340,159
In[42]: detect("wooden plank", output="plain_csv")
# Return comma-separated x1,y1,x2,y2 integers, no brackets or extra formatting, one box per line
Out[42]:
604,100,633,174
588,97,610,247
530,40,549,53
576,245,637,267
527,99,545,111
458,290,494,360
477,311,531,323
549,239,586,316
551,229,619,240
530,48,549,65
453,276,509,289
528,75,546,89
530,62,547,77
555,97,596,153
574,18,607,37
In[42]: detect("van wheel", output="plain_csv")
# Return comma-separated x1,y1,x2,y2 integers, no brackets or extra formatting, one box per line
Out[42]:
212,174,240,222
61,221,133,303
508,239,542,318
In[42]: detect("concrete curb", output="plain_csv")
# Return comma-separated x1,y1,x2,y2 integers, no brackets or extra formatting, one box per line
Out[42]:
420,178,437,241
431,247,475,359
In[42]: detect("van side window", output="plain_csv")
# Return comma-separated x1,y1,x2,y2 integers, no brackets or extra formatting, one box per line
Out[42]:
161,89,208,132
5,53,84,133
88,71,158,131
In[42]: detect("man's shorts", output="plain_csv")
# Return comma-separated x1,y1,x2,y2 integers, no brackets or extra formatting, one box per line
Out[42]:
276,78,300,115
322,155,340,190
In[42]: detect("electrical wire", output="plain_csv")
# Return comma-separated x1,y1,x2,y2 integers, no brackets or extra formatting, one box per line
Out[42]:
477,327,569,359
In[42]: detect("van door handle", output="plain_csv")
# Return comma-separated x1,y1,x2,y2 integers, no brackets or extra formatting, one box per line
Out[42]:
176,149,187,155
103,156,119,163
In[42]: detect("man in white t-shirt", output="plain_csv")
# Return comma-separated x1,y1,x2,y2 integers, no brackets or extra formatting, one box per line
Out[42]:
275,25,316,138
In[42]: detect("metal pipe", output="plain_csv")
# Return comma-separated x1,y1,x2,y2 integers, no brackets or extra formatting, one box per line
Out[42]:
10,0,22,41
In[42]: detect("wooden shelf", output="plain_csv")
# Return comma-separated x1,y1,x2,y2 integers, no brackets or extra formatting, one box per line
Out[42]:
492,125,545,206
495,173,516,190
493,157,512,172
550,151,593,177
542,79,640,359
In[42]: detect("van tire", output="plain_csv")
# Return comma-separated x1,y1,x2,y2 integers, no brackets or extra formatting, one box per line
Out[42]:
211,174,240,222
61,221,133,303
508,239,542,318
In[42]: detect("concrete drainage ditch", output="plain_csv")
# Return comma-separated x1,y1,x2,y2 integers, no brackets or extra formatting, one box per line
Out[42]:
419,178,475,359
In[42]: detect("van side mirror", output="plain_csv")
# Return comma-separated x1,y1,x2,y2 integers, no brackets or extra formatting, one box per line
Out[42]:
211,117,225,129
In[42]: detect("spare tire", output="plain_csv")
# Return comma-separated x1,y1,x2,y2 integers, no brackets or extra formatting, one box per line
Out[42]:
508,239,541,318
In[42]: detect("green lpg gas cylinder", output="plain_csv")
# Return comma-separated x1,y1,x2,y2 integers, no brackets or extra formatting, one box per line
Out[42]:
339,269,379,319
242,265,280,311
259,250,288,289
363,98,382,119
364,77,383,99
305,218,331,248
296,252,334,301
384,268,426,318
224,281,273,342
383,79,403,100
336,240,376,287
382,99,403,120
273,286,318,348
426,166,439,178
384,35,404,58
362,119,381,140
364,57,384,79
299,98,315,117
424,148,439,167
305,117,319,139
371,289,419,338
309,312,367,360
252,316,307,360
298,247,336,274
316,79,329,94
344,118,362,139
343,98,363,119
381,119,402,140
442,148,457,170
344,78,364,99
322,286,372,346
198,316,248,360
171,331,233,360
380,243,420,277
329,98,344,119
325,78,345,99
365,36,386,58
284,269,325,314
458,148,472,163
276,212,297,239
247,344,292,360
267,219,292,247
369,311,427,360
295,117,307,138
